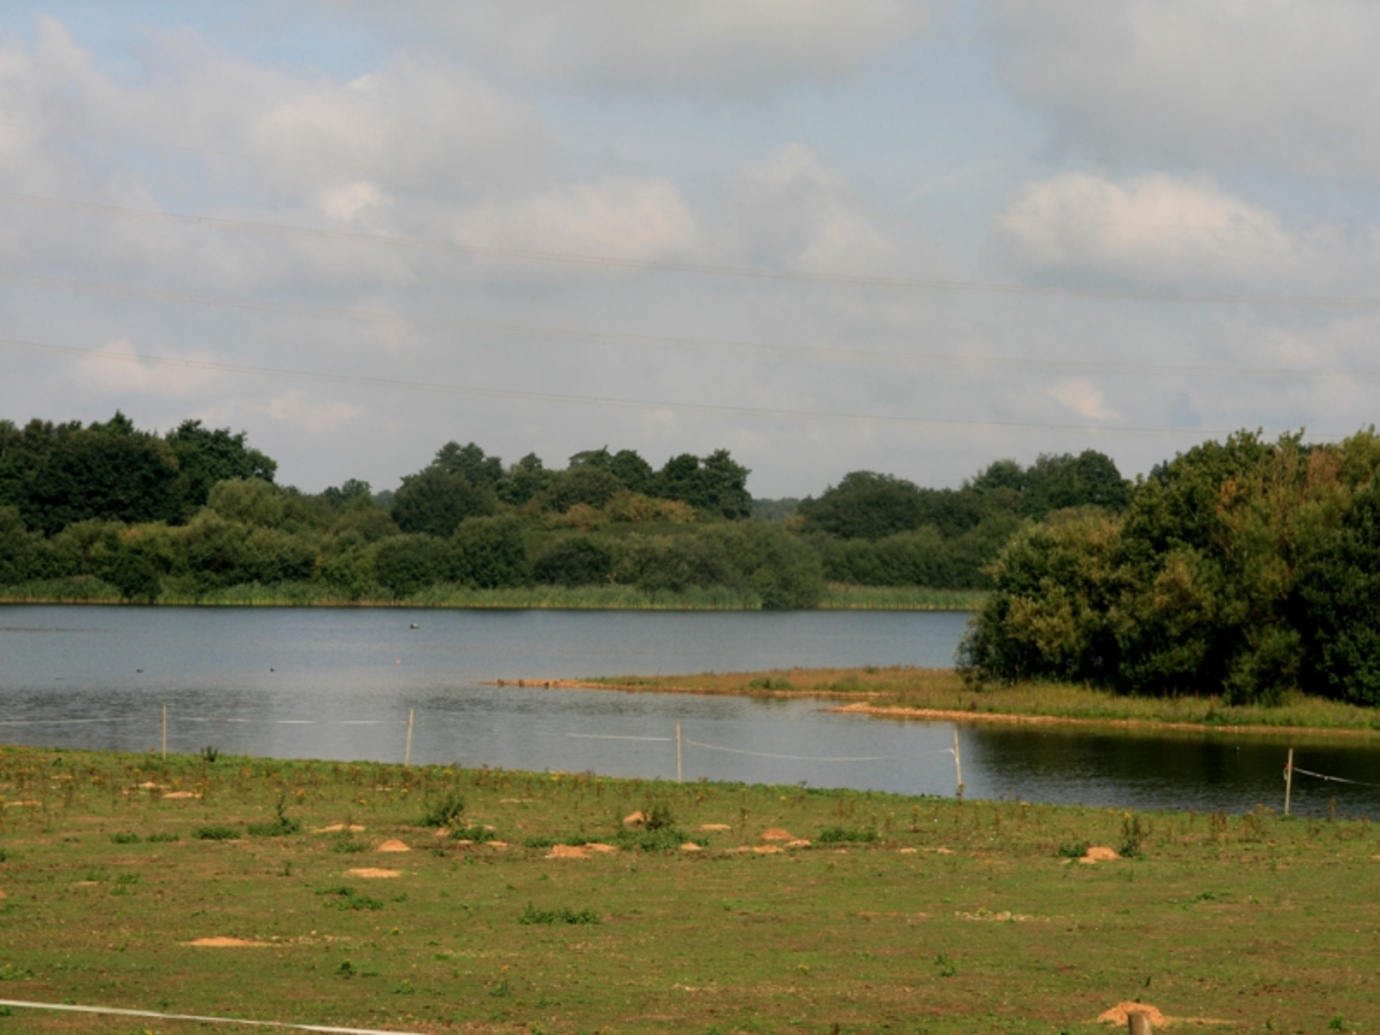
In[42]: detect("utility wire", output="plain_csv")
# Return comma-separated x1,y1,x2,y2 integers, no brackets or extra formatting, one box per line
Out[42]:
8,269,1380,383
0,334,1241,438
6,190,1380,308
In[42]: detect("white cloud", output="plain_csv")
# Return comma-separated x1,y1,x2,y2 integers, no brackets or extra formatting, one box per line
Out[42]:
455,177,698,260
259,390,365,435
995,172,1294,285
329,0,926,96
74,339,219,398
712,145,910,274
1048,379,1119,422
989,0,1380,178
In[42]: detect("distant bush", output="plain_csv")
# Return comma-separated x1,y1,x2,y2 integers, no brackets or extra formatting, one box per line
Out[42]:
419,791,465,829
194,825,240,841
519,903,601,925
109,832,141,844
817,826,878,844
319,886,384,911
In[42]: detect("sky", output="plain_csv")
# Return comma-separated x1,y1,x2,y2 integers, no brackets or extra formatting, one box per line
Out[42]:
3,2,1380,498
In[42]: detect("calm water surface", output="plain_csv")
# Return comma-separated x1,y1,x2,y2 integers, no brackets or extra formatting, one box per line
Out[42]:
2,605,1377,817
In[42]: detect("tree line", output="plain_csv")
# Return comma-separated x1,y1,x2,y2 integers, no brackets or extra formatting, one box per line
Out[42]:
0,412,1131,609
961,428,1380,706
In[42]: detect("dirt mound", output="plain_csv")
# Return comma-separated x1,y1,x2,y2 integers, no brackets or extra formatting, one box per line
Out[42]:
546,844,590,860
680,842,703,852
1081,846,1121,864
186,937,269,947
376,839,410,853
785,839,812,849
0,889,7,899
1097,1002,1166,1027
622,810,647,828
584,843,618,854
162,791,200,800
346,868,400,878
700,823,731,831
760,828,793,842
314,823,365,833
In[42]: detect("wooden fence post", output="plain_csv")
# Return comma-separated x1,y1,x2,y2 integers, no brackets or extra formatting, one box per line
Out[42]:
675,723,682,784
161,703,167,761
953,728,964,801
1284,748,1294,817
404,708,414,767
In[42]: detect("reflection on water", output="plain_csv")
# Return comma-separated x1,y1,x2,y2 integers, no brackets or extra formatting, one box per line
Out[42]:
2,605,1378,817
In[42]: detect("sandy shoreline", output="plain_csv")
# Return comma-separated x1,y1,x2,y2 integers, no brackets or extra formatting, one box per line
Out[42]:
490,678,1380,739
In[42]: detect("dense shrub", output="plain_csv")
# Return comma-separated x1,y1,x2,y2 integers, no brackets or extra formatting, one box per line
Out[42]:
374,534,455,596
533,537,614,587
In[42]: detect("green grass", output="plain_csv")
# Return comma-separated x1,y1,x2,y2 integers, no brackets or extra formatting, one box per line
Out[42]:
582,665,1380,733
0,580,983,610
0,744,1378,1032
819,583,985,610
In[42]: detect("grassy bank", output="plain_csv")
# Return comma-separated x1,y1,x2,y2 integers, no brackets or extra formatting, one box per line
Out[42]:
579,666,1380,735
0,580,980,611
1,745,1377,1033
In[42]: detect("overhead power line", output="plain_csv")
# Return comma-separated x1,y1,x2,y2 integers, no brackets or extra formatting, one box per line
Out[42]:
0,335,1240,438
5,190,1380,308
8,269,1380,383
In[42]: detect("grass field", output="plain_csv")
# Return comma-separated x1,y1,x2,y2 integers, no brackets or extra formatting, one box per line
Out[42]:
0,744,1376,1033
578,667,1380,736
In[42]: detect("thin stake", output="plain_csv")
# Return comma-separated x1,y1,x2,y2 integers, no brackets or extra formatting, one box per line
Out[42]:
1284,748,1294,817
676,722,682,784
404,708,414,767
953,727,963,801
161,703,167,760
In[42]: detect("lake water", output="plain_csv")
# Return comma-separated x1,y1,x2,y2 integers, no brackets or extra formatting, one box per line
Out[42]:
2,605,1378,817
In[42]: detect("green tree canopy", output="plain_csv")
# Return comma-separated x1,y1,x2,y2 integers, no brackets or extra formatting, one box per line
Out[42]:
166,420,276,510
392,466,496,538
22,413,184,535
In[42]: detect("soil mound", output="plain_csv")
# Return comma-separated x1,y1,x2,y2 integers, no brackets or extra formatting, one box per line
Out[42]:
760,828,793,842
186,937,269,947
622,811,647,828
1081,846,1121,864
376,839,410,853
314,824,365,833
546,844,590,859
1097,1002,1166,1027
700,823,731,831
347,868,400,878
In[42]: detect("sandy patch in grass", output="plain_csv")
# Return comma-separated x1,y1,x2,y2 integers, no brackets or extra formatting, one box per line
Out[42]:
162,791,200,800
346,868,401,878
955,909,1039,922
185,937,270,947
680,843,703,852
1097,1002,1166,1027
585,842,617,853
898,847,918,854
4,800,39,807
546,844,591,859
1080,846,1120,864
314,823,365,833
0,889,6,899
700,823,731,831
376,839,410,853
728,845,783,854
785,839,811,849
760,828,793,842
